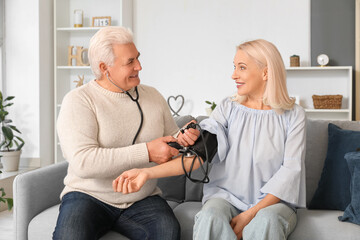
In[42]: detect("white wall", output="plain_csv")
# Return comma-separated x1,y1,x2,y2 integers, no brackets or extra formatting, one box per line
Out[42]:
2,0,311,166
4,0,53,166
133,0,311,116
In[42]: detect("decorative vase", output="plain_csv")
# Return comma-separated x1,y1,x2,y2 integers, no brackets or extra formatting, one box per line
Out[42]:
206,108,213,116
1,150,21,172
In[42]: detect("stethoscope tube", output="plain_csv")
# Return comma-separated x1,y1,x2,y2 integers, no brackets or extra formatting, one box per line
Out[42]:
106,72,143,144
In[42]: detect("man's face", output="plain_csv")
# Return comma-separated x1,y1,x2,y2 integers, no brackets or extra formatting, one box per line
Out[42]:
107,43,142,91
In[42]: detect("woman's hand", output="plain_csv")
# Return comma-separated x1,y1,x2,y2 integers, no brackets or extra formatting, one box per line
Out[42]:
177,121,200,146
230,210,255,240
112,168,150,194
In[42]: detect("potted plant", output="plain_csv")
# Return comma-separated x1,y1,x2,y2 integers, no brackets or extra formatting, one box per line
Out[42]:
0,91,24,172
0,170,13,210
205,101,217,116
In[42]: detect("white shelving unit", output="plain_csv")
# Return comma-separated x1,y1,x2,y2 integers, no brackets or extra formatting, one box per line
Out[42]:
286,66,352,120
54,0,132,163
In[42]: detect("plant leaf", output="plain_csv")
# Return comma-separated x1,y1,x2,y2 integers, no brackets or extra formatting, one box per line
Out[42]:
205,101,211,104
3,103,13,108
0,140,6,148
9,125,21,134
0,111,8,121
4,96,14,101
15,136,24,150
6,198,13,210
2,126,13,140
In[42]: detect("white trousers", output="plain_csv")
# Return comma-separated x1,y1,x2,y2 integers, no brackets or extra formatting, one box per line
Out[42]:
193,198,297,240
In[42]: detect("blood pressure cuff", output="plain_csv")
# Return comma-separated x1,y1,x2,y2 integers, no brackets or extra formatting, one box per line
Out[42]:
191,130,218,163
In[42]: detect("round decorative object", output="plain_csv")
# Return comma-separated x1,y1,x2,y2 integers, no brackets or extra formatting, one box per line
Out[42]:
317,54,329,67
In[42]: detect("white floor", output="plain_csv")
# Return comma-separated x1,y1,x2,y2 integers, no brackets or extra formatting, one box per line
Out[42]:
0,210,14,240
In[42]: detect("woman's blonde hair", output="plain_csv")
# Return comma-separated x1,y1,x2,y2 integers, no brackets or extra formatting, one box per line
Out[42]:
233,39,295,113
88,26,133,79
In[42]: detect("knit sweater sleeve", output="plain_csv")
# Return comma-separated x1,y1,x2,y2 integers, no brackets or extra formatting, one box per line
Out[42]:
57,89,149,179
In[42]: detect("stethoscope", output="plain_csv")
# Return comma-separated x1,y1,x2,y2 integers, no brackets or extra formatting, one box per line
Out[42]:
106,72,143,144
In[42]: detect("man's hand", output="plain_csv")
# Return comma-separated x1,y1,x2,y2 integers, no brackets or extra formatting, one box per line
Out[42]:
147,136,179,164
177,121,200,147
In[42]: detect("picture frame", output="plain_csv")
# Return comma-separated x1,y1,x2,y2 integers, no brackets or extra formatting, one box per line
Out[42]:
92,16,111,27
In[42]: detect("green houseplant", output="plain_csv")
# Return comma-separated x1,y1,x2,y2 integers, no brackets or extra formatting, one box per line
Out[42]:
0,91,24,171
205,101,217,116
0,170,13,210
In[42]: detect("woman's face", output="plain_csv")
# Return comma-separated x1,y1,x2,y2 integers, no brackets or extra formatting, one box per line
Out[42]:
232,49,267,100
107,43,142,91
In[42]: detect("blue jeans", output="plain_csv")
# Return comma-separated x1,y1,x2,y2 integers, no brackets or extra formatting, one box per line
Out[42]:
194,198,297,240
53,192,180,240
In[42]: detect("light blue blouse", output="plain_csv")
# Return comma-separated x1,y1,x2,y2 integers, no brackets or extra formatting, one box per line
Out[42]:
200,97,306,211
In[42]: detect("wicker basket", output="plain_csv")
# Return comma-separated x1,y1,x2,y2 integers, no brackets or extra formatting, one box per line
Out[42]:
290,55,300,67
312,95,342,109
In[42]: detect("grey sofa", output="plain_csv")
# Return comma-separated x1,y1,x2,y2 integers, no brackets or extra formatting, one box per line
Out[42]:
13,117,360,240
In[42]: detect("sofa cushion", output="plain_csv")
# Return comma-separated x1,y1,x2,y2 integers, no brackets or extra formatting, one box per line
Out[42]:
173,201,202,240
309,123,360,210
29,204,138,240
339,151,360,225
185,168,205,201
289,209,360,240
305,120,360,207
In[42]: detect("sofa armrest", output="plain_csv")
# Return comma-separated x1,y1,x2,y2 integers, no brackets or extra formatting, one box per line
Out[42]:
13,161,68,240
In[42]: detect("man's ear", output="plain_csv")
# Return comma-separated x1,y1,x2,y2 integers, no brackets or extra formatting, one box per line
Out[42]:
99,62,108,75
263,67,268,81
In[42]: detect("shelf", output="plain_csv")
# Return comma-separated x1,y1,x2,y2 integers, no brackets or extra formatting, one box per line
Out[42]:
304,109,350,113
286,66,352,120
57,27,102,31
0,167,37,180
54,0,133,163
286,66,352,71
57,66,91,69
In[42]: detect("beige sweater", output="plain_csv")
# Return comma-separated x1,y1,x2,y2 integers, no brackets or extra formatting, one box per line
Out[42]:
57,80,179,208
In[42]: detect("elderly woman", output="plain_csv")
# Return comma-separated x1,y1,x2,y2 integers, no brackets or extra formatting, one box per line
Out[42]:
114,39,307,240
53,26,198,240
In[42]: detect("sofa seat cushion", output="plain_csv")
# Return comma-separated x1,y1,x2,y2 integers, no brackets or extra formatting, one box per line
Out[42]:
173,201,202,240
289,209,360,240
28,205,59,240
28,201,180,240
29,204,127,240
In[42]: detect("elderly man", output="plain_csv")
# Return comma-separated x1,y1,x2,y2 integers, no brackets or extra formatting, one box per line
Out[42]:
54,26,198,240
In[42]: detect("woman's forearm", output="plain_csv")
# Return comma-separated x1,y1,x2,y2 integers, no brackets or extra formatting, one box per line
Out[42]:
144,155,202,179
247,194,281,218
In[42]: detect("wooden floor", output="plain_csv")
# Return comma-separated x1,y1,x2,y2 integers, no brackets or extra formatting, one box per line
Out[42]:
0,210,14,240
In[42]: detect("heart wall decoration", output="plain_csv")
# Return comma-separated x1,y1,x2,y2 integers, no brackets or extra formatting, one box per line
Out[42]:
167,95,184,116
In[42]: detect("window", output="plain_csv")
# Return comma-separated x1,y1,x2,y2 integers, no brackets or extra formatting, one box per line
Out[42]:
0,0,4,91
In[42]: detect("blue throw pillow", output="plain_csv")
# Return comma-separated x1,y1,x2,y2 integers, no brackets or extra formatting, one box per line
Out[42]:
339,151,360,225
309,123,360,210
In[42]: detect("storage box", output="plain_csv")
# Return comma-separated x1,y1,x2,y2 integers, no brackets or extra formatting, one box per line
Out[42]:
312,95,342,109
